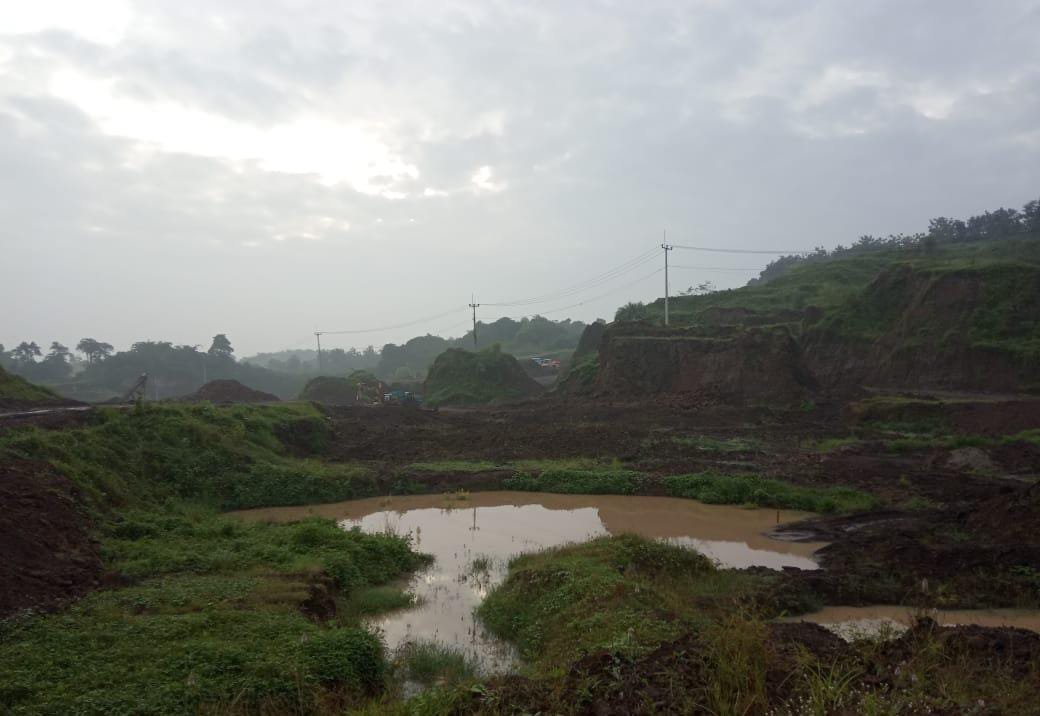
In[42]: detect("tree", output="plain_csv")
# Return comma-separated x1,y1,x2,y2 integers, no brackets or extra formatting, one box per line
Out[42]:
11,341,41,365
615,302,651,322
76,338,114,364
1022,198,1040,233
681,281,717,296
208,334,234,360
47,342,70,362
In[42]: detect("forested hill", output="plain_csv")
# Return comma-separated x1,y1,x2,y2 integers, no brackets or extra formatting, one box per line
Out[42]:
245,316,587,382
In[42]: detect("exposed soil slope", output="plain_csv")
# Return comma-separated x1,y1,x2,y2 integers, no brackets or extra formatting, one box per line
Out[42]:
0,460,104,616
593,324,816,402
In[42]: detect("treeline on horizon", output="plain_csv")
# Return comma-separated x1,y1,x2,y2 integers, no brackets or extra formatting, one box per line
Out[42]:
0,316,587,401
750,194,1040,285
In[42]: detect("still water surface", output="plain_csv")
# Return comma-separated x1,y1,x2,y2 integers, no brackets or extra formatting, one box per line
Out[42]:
236,492,825,670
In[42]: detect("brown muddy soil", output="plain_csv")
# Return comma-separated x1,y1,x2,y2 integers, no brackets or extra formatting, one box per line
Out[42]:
468,618,1040,715
0,460,104,617
321,398,1039,611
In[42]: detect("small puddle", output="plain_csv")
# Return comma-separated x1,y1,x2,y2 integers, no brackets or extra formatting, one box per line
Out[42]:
235,492,826,671
791,605,1040,640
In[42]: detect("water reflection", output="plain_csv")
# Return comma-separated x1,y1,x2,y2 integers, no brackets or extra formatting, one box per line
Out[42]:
237,492,825,671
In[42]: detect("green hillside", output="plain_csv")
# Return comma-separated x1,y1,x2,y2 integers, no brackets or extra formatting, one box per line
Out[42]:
645,236,1040,327
0,365,62,407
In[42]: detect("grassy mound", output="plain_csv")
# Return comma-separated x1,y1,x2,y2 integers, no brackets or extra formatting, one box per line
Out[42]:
0,509,427,714
424,345,544,407
299,376,358,405
0,403,374,513
478,535,760,668
0,403,431,713
0,365,62,408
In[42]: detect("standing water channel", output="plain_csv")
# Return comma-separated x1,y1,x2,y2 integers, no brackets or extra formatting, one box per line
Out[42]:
234,492,826,671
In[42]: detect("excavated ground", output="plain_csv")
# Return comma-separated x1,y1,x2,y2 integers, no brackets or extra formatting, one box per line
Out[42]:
0,460,104,617
322,396,1040,609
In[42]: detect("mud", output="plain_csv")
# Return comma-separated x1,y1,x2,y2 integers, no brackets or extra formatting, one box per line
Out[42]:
791,605,1040,637
0,460,104,617
234,492,824,670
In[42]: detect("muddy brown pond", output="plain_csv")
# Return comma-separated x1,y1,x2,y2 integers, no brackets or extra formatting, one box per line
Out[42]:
234,492,825,671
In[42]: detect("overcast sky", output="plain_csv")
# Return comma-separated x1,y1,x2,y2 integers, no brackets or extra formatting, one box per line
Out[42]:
2,0,1038,356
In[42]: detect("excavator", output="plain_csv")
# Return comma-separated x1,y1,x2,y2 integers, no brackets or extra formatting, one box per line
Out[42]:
122,373,148,403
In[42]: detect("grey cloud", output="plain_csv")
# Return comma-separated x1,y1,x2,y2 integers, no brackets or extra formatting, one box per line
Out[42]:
1,0,1038,354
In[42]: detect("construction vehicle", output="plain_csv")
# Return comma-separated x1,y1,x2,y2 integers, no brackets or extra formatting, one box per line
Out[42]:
123,373,148,403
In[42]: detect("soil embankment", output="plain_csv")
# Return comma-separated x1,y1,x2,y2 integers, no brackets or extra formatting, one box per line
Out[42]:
0,460,104,616
593,324,815,403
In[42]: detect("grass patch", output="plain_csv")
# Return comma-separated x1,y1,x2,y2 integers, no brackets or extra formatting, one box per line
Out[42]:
478,535,763,671
393,641,480,687
504,467,649,495
0,365,59,403
0,402,375,513
0,508,429,715
808,436,862,453
341,586,417,619
670,435,761,453
404,460,503,473
663,472,877,513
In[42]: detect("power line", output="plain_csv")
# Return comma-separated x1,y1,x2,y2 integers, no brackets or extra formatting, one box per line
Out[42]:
483,247,660,307
317,306,466,336
493,267,663,321
671,244,813,255
670,265,761,271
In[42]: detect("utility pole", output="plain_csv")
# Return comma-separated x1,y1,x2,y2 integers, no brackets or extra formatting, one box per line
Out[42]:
468,295,480,349
315,332,323,373
662,233,674,326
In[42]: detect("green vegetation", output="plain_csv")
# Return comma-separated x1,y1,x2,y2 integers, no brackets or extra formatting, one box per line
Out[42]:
663,472,877,513
636,234,1040,337
0,403,375,513
478,535,761,669
424,345,542,407
0,508,428,714
405,460,503,473
0,403,435,714
505,467,649,495
667,434,761,452
393,641,480,687
0,364,59,404
504,466,875,513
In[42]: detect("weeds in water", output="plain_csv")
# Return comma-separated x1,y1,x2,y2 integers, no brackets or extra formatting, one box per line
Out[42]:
394,640,480,687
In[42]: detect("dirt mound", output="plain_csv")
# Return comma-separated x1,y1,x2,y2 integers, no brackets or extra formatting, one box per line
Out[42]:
424,346,544,407
0,460,104,616
187,379,279,403
968,483,1040,543
594,324,815,403
299,377,360,406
